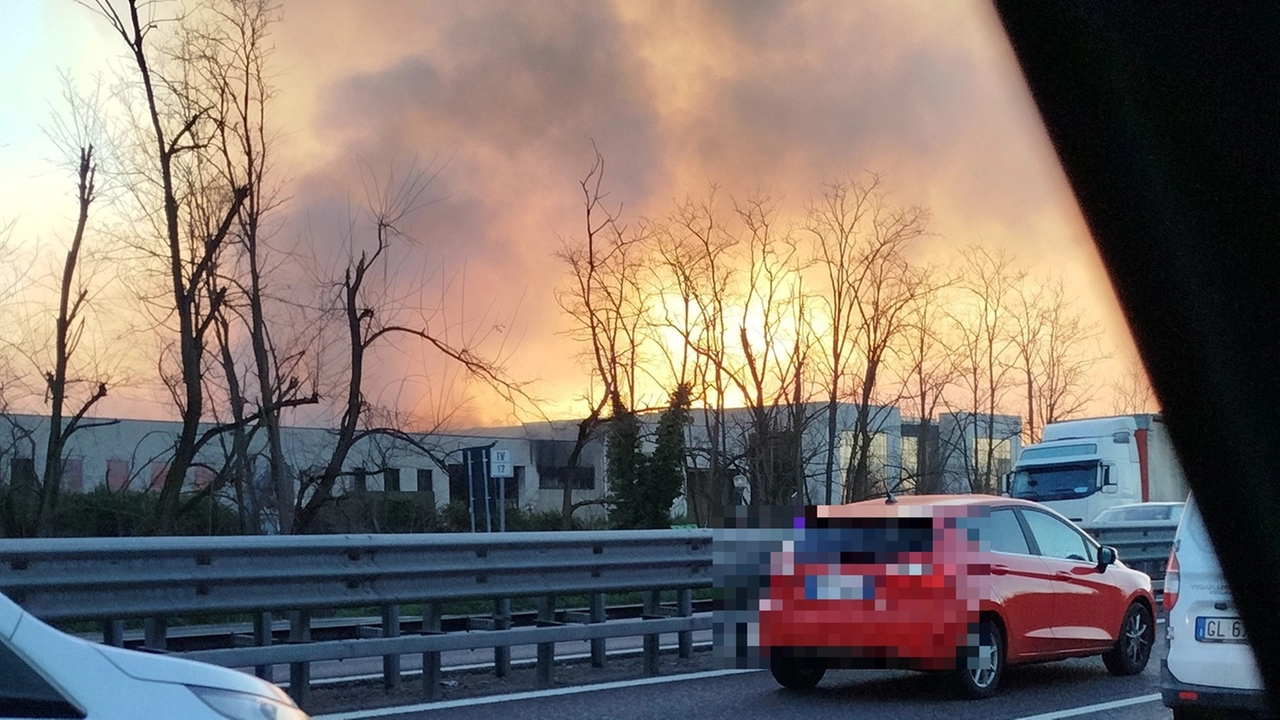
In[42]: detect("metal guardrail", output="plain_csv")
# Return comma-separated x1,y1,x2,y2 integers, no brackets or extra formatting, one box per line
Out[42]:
1081,520,1178,591
0,531,711,619
0,530,713,706
76,601,716,653
0,521,1176,708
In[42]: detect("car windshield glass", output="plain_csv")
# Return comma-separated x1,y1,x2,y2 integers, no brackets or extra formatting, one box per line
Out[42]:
0,637,81,718
794,517,935,565
1010,462,1098,501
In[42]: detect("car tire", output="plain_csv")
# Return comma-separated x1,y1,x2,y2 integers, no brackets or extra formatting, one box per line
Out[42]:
769,652,826,690
1103,602,1155,676
951,618,1004,700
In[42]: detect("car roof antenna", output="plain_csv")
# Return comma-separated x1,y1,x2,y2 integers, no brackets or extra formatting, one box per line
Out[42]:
885,478,900,505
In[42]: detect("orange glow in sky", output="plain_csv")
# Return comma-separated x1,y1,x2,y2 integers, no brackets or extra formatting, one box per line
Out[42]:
0,1,1152,430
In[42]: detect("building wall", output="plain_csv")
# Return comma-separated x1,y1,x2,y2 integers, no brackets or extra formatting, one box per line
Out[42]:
0,407,1019,531
0,415,611,527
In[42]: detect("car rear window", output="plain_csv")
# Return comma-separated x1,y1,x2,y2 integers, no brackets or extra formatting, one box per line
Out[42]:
794,517,935,565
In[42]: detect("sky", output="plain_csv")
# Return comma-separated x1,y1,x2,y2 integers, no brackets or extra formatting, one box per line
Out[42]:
0,0,1148,429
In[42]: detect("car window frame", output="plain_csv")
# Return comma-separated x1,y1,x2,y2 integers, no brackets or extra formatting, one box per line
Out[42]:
0,632,84,719
1016,507,1099,564
984,506,1035,556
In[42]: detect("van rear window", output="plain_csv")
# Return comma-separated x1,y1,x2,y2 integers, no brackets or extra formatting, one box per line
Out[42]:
795,517,935,565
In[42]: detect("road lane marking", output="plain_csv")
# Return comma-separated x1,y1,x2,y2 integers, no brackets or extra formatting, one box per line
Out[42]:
310,668,761,719
1012,693,1161,720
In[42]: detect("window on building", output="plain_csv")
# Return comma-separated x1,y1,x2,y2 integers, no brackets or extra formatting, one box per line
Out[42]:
448,463,467,503
536,466,595,490
352,468,368,493
193,465,215,491
61,457,84,493
106,459,130,491
416,468,435,504
901,436,919,476
384,468,401,493
149,462,169,491
838,431,890,475
974,436,1014,487
531,439,596,490
8,457,35,488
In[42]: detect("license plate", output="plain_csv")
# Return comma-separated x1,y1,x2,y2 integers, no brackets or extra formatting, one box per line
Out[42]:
1196,616,1248,643
804,573,874,601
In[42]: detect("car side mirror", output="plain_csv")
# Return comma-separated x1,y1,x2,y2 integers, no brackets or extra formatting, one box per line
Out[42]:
1097,545,1117,571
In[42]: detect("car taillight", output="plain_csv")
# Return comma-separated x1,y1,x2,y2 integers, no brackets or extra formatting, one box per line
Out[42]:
1164,547,1180,613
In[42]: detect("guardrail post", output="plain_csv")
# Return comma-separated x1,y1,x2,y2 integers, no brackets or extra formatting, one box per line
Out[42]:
254,611,273,682
382,604,401,691
537,595,555,686
643,590,660,676
678,589,693,659
144,615,167,651
422,601,442,700
493,599,511,678
288,609,311,706
590,592,606,668
103,619,124,647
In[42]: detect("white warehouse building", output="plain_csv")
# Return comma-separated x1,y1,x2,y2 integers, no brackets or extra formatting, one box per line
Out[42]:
0,404,1019,531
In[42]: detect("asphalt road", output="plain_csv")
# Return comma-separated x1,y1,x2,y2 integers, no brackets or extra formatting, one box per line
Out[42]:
313,632,1174,720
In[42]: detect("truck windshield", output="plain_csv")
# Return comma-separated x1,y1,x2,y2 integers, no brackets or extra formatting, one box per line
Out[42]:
1010,461,1099,501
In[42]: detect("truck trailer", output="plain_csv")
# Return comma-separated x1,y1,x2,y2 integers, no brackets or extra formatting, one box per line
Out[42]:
1006,413,1189,523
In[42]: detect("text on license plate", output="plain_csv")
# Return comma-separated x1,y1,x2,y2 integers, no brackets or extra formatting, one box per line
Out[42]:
1196,616,1248,643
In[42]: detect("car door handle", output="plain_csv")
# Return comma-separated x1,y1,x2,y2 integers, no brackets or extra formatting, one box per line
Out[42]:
1055,571,1073,579
991,564,1010,576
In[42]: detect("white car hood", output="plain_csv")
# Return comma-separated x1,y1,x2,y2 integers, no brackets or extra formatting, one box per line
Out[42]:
94,641,289,702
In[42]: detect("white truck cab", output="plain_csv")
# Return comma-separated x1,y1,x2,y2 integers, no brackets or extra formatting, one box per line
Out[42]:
1007,414,1188,523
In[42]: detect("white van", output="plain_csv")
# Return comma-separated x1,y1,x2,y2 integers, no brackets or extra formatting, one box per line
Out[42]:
1161,493,1269,718
1,590,308,720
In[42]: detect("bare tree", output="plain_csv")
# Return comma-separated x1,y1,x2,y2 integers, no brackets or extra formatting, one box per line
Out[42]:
838,195,930,503
21,74,126,536
197,0,317,532
891,269,956,494
650,190,738,524
1109,362,1158,415
292,161,515,533
729,193,813,506
803,176,876,504
946,245,1024,494
552,147,651,527
87,0,251,532
34,147,115,536
1010,276,1105,442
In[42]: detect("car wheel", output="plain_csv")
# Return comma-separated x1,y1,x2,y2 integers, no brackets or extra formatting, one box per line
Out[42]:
769,652,827,690
1103,602,1155,676
951,618,1004,700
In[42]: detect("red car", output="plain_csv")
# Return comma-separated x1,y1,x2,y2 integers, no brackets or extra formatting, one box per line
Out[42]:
758,494,1156,698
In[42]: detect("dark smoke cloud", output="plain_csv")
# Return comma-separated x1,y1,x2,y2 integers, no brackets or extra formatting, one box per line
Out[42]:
262,0,1122,427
